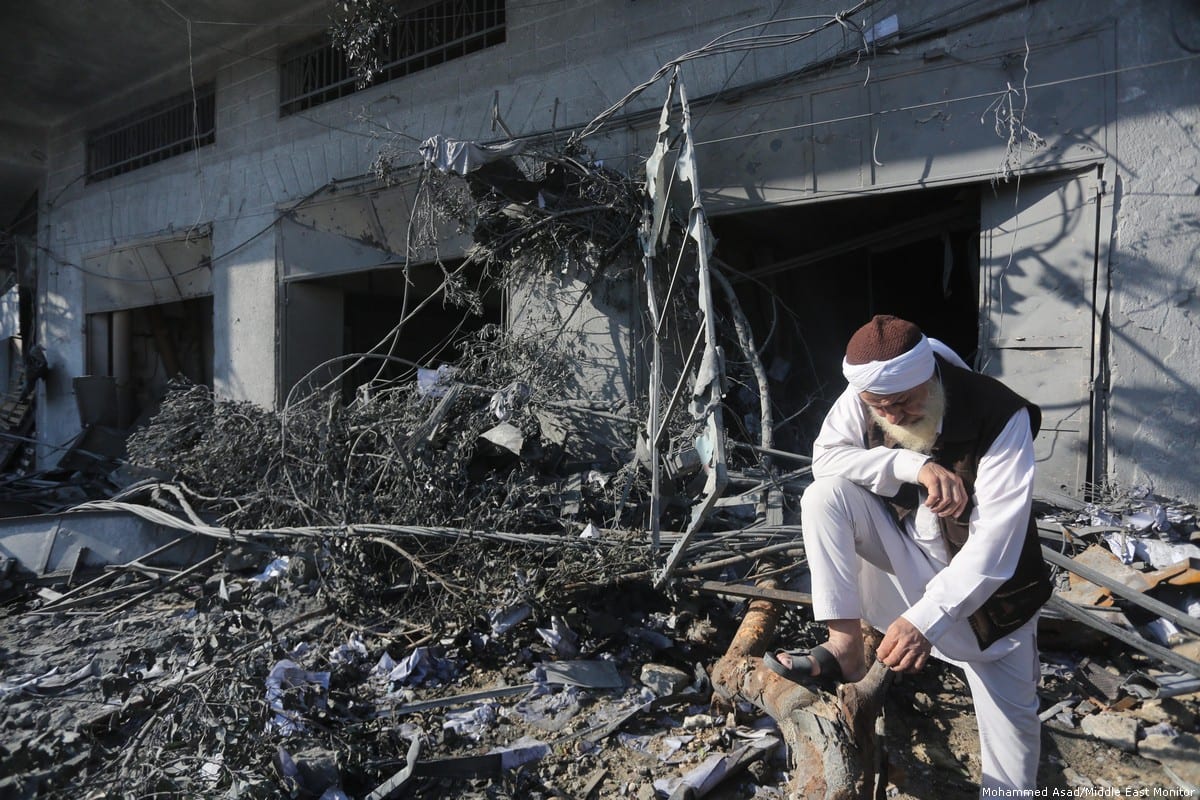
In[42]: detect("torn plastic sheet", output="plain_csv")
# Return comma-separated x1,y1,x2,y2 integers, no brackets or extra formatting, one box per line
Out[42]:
329,633,369,667
511,684,582,732
1103,532,1200,569
265,660,330,735
251,556,290,583
388,646,457,687
416,365,456,398
618,732,693,762
1124,505,1171,533
535,615,579,657
1122,671,1200,699
488,381,530,421
653,735,780,797
579,522,600,539
489,603,532,636
443,703,498,741
480,422,525,456
487,735,550,770
419,135,525,176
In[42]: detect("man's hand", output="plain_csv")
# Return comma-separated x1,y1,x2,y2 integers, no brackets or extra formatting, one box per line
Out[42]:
877,617,932,673
917,461,968,518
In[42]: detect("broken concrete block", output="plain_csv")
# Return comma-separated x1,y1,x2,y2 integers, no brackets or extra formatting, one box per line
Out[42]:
639,663,689,696
1079,712,1139,752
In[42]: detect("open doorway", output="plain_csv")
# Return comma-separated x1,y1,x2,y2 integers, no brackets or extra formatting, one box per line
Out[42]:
84,296,214,428
709,184,981,454
281,258,503,404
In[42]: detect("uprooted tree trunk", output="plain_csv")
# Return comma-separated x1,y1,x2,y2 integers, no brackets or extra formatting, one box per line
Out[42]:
710,582,893,799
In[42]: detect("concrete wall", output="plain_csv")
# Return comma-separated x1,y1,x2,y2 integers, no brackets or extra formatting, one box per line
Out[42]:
1103,0,1200,499
32,0,1200,498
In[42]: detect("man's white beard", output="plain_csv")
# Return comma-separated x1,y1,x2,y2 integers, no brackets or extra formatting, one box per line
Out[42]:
869,380,947,454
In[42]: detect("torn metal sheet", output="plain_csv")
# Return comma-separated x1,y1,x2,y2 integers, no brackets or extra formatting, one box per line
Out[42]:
0,508,215,578
642,72,678,259
1045,596,1200,679
372,684,536,720
265,659,331,735
654,735,780,798
82,227,212,314
1041,546,1200,638
479,422,525,456
413,753,502,779
535,659,624,689
364,736,420,800
1123,671,1200,700
640,71,678,548
487,736,550,769
655,72,728,588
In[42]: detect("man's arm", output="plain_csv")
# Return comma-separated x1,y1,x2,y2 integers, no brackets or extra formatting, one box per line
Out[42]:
898,407,1037,645
811,386,930,497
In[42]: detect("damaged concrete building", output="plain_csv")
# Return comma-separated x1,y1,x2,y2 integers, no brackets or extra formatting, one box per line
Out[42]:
1,0,1198,504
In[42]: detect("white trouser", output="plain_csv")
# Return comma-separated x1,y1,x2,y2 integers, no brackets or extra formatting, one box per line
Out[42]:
800,476,1041,793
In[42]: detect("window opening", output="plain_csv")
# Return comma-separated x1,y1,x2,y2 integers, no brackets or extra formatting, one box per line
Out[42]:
280,0,506,115
86,84,216,183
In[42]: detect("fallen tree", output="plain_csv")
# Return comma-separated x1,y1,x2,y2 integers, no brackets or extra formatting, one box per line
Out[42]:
709,580,893,799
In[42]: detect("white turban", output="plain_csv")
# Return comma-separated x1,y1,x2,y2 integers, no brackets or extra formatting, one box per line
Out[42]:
842,334,936,395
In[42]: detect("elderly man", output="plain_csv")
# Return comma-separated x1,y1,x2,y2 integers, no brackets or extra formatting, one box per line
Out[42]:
765,314,1052,792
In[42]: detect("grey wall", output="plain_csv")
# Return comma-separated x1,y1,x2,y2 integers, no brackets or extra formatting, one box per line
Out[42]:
1102,0,1200,499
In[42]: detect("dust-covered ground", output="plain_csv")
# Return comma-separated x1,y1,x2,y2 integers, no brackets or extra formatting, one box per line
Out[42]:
2,555,1195,800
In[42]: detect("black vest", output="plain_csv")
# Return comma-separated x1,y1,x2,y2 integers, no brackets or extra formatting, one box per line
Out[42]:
865,356,1052,650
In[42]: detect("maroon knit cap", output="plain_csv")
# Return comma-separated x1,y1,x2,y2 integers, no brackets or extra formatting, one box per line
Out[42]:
845,315,923,365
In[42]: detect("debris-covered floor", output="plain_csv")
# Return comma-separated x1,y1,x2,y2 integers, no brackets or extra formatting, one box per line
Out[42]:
2,503,1198,799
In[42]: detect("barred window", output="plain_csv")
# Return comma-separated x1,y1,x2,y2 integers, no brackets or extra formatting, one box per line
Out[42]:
86,84,216,183
280,0,506,115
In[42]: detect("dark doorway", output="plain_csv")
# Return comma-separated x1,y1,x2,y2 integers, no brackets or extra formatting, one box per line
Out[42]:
709,184,982,452
284,259,502,403
85,296,214,428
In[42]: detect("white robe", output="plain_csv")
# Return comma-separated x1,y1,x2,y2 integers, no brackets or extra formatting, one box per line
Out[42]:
801,377,1042,792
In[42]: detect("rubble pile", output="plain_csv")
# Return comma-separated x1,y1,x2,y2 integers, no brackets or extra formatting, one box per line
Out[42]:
3,505,1198,799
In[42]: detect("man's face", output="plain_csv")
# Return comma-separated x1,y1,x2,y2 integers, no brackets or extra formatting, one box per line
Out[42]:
858,382,932,427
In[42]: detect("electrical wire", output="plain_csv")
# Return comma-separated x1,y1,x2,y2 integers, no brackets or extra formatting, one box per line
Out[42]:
693,50,1200,148
572,2,875,144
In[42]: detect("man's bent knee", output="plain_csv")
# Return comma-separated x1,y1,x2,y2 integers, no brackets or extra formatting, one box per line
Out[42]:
801,476,870,517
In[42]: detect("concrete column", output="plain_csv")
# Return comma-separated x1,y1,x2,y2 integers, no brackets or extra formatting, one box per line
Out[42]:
210,213,279,407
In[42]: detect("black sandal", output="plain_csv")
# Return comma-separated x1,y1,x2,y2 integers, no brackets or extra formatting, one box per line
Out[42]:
762,644,845,689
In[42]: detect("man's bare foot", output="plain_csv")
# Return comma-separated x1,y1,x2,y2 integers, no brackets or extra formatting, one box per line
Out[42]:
775,642,867,683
